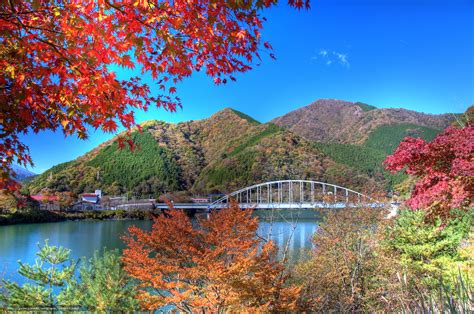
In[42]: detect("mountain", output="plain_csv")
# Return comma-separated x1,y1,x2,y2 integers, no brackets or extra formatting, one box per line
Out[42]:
27,108,382,197
11,164,36,182
272,99,456,193
271,99,453,146
26,101,457,198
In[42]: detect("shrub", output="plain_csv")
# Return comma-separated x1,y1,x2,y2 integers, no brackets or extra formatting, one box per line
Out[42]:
385,123,473,221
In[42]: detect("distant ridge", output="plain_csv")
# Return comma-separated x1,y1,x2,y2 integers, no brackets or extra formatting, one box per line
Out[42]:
12,164,36,181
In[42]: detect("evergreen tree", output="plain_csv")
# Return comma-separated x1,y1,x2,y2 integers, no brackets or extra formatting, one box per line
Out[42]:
385,209,471,287
66,249,139,311
0,240,77,310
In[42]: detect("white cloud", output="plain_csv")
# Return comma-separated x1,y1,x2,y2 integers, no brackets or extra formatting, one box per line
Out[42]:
335,53,349,67
312,49,350,68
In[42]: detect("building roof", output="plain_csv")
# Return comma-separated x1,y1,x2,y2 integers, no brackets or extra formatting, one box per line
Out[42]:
81,193,99,197
31,195,59,202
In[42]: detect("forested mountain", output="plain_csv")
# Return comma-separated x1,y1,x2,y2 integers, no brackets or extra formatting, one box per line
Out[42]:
27,101,456,198
271,99,454,192
272,99,453,145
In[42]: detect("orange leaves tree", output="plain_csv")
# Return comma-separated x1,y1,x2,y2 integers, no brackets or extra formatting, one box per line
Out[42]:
122,202,299,312
0,0,309,190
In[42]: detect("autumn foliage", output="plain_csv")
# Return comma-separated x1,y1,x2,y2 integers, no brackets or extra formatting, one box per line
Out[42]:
0,0,309,190
384,123,473,221
122,201,299,312
295,208,401,312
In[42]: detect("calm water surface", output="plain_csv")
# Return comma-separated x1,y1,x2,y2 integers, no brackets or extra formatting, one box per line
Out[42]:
0,210,320,283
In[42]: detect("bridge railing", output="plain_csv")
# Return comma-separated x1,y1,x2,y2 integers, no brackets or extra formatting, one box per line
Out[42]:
211,180,375,209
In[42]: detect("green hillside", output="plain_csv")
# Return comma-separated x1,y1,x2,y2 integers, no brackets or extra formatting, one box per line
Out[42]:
230,109,261,125
227,123,281,157
313,142,386,177
313,142,406,190
355,102,377,112
364,123,439,154
86,132,182,191
27,133,182,196
312,123,441,191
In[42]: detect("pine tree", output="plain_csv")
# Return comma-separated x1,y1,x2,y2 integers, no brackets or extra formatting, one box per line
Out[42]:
0,240,77,310
66,249,139,311
385,209,471,287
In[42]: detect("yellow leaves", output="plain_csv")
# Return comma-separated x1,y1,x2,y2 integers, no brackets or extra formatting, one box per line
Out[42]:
5,64,15,78
53,7,61,17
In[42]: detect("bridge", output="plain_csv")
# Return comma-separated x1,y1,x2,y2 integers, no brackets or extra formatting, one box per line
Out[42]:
209,180,384,210
151,180,389,211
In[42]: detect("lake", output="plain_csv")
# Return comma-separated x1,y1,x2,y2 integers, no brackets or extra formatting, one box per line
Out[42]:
0,209,321,283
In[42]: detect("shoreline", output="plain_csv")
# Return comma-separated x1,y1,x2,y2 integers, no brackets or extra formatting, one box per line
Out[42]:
0,207,325,226
0,209,159,226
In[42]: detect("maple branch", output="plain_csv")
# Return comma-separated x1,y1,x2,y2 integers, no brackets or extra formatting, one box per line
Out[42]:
5,0,60,34
0,9,49,15
103,0,165,33
0,15,64,35
103,0,126,15
33,36,82,75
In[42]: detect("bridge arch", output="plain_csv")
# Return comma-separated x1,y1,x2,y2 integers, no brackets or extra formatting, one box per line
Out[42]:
211,180,377,209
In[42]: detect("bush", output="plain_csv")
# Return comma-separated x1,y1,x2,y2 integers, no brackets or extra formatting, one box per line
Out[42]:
122,202,299,312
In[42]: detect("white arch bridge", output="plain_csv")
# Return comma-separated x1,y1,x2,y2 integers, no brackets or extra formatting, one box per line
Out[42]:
153,180,392,212
208,180,385,210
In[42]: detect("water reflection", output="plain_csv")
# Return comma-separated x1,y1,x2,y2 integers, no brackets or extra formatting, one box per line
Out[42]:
0,210,320,283
255,209,319,263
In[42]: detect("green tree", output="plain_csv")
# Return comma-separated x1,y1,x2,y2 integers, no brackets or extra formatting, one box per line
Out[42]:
64,249,139,311
0,240,77,310
385,209,471,287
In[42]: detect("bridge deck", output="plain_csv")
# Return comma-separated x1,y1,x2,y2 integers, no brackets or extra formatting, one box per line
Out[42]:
151,202,386,210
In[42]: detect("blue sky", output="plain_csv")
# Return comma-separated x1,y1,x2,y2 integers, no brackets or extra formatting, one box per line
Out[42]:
20,0,473,173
